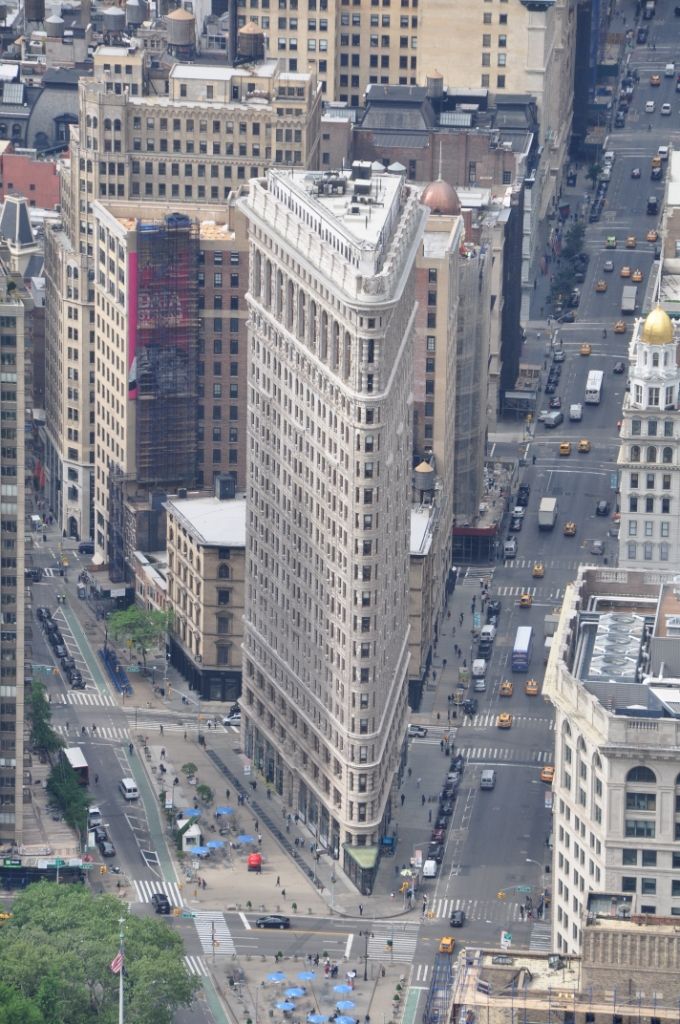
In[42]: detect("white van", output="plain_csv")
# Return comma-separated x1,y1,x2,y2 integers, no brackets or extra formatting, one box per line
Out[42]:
472,658,487,679
665,63,675,78
119,777,139,800
422,858,438,878
480,769,496,790
504,537,517,558
569,403,583,422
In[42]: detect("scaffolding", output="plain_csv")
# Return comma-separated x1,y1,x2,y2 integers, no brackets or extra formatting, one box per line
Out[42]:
134,213,199,488
424,952,454,1024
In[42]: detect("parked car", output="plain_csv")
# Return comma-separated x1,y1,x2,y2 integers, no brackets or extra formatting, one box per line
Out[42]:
407,724,428,738
36,607,52,622
222,711,241,727
54,645,68,659
428,843,445,864
98,839,116,858
92,825,108,843
596,500,611,516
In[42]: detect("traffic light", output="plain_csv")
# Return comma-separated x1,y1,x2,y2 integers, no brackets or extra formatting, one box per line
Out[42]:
496,890,506,900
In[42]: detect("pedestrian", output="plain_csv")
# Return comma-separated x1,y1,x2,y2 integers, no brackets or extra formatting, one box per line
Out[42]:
276,875,280,887
160,748,165,760
440,740,444,752
459,612,464,626
400,793,405,806
160,724,164,735
407,767,412,778
257,833,262,845
428,809,432,823
65,720,69,732
282,888,287,899
254,818,259,831
94,773,99,784
421,794,426,807
416,777,421,788
202,878,207,890
226,788,231,799
184,731,187,741
358,903,364,916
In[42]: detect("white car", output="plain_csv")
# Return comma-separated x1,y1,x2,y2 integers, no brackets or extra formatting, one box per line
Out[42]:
661,103,672,116
408,724,428,738
645,100,655,113
473,678,487,692
222,712,241,727
512,506,525,519
537,409,549,422
603,259,614,272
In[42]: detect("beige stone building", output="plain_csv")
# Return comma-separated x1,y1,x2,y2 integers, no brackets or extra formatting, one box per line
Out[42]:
165,487,245,702
240,165,428,890
44,41,321,547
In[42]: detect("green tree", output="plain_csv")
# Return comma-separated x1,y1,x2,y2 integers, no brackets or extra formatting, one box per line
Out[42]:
0,981,44,1024
46,759,89,835
586,162,601,190
108,606,170,669
0,883,199,1024
561,222,585,262
29,681,64,755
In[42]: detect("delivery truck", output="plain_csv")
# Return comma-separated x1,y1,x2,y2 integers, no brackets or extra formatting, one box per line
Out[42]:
621,285,637,314
538,497,558,530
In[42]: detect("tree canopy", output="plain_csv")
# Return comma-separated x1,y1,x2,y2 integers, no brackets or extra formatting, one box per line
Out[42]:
0,883,199,1024
107,606,170,668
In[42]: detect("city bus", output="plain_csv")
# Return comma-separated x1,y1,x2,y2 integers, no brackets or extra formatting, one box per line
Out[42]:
61,746,89,786
511,626,534,672
585,370,604,405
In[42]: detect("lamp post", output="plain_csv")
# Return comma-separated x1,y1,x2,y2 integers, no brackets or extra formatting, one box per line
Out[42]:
525,857,547,917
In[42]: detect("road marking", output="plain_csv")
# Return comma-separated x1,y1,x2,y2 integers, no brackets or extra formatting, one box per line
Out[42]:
239,911,251,930
344,933,354,958
132,879,185,907
184,955,209,976
194,910,236,956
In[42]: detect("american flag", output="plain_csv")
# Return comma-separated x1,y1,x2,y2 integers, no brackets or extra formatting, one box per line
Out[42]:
110,951,124,975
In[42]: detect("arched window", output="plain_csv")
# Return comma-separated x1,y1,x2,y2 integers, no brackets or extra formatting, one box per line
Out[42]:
647,446,657,463
630,445,641,462
104,118,112,130
113,119,121,131
562,721,571,737
218,563,230,579
626,766,656,783
652,352,659,367
663,447,673,464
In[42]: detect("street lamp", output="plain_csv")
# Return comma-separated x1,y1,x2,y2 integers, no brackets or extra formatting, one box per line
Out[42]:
526,857,547,917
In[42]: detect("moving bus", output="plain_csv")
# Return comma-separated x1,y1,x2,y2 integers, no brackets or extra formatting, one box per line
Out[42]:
61,746,89,785
512,626,534,672
585,370,604,405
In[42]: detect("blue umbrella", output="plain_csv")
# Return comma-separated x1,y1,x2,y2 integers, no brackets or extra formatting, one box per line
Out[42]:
285,988,305,998
268,972,287,983
191,845,210,856
333,984,352,994
182,808,201,817
276,1002,296,1012
336,1001,355,1011
307,1015,328,1023
215,806,234,816
237,834,256,843
298,971,316,981
336,1017,356,1024
207,839,225,848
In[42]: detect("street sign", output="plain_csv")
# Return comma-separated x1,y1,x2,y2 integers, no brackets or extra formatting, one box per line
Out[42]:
473,613,481,629
500,931,512,950
610,472,618,490
516,885,533,893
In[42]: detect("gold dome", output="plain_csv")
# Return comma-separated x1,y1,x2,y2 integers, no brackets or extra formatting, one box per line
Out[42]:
642,305,674,346
421,179,461,216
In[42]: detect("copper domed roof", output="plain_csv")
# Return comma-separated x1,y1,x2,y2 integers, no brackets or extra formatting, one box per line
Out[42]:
240,20,263,32
166,7,194,19
421,178,461,216
641,305,674,346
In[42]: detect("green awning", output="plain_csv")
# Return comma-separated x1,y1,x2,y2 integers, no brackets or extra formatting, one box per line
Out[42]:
343,845,379,870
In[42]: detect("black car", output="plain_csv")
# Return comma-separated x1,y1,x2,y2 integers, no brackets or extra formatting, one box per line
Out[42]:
451,754,465,772
93,825,108,843
449,910,466,927
36,607,52,623
440,783,456,800
48,631,63,648
637,25,648,42
25,567,42,582
613,361,626,374
78,541,95,555
54,644,67,659
509,517,522,532
544,382,557,395
615,112,626,128
98,839,116,858
439,800,455,817
255,914,291,929
589,209,601,223
596,500,611,516
434,815,449,830
428,843,445,863
151,892,172,915
71,678,86,691
463,698,478,716
487,599,502,617
61,655,76,673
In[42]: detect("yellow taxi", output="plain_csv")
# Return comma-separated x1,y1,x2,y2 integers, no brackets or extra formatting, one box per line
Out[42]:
614,320,626,334
496,713,513,729
620,265,631,278
579,342,592,356
632,268,643,283
646,228,658,242
540,766,555,784
650,73,661,86
625,235,637,249
532,562,545,578
439,936,455,954
519,593,532,608
595,279,607,293
559,441,572,456
500,680,514,697
563,520,577,536
578,438,591,453
525,679,540,696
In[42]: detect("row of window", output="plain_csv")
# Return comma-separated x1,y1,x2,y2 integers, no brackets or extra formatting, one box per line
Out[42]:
627,445,674,463
628,519,672,537
628,495,672,512
626,541,672,561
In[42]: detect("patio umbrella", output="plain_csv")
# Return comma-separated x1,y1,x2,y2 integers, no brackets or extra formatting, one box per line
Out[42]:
182,808,201,817
336,1016,356,1024
191,845,210,856
307,1015,328,1023
298,972,316,981
237,834,256,843
207,839,225,849
333,984,352,994
336,1001,355,1011
276,1002,296,1012
285,988,306,998
267,972,287,983
215,806,234,816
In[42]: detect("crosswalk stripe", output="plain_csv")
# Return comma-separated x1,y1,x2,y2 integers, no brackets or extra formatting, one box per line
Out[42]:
184,955,209,977
133,880,185,907
194,910,236,956
455,745,554,765
461,567,495,586
367,930,417,963
120,712,194,734
55,724,129,741
59,692,116,707
529,923,552,952
429,897,524,923
414,963,430,984
458,712,555,729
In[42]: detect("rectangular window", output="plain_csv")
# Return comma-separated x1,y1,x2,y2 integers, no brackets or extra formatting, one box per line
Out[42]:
626,792,656,811
622,849,637,865
625,819,655,838
621,876,637,892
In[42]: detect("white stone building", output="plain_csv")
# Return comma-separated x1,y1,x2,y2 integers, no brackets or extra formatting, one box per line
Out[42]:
545,566,680,957
618,305,680,571
240,166,428,890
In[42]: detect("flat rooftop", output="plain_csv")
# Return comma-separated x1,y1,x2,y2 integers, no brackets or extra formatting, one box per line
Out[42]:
165,495,246,547
410,505,435,557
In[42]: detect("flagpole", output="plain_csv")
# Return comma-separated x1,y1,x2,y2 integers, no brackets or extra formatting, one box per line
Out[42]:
118,916,125,1024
